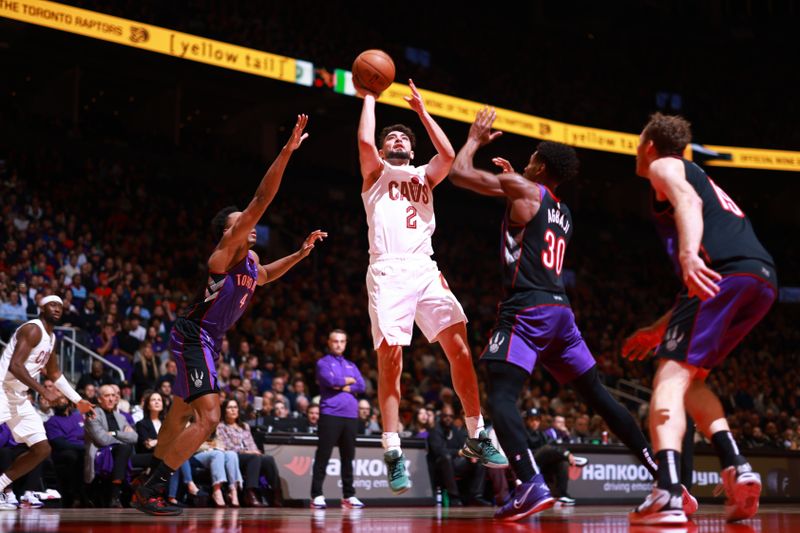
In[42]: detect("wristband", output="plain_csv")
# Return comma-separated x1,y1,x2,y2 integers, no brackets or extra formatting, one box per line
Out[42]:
54,375,83,404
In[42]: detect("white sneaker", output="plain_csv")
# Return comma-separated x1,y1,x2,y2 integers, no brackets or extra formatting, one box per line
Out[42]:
0,491,17,510
629,487,688,525
572,456,589,467
557,495,576,506
34,489,61,501
20,491,44,509
721,465,761,522
310,495,326,509
341,496,364,509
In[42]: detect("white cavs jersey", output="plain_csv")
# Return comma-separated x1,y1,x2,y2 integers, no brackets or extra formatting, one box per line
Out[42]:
0,319,54,397
362,161,435,257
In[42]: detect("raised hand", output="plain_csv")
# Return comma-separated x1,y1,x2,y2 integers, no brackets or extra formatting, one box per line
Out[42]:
680,254,721,301
492,157,514,173
285,114,309,151
469,107,503,146
403,79,426,115
621,326,662,361
298,229,328,258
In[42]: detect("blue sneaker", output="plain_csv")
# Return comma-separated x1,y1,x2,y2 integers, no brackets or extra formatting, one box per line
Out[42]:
460,430,509,469
383,449,410,495
494,474,555,521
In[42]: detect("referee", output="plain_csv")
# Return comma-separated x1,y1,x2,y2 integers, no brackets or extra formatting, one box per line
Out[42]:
310,330,366,509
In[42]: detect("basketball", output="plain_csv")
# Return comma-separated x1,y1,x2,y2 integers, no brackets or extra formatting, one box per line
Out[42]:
352,49,395,95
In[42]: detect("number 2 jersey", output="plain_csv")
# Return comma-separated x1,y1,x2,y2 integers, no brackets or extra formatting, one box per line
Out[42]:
362,161,435,258
500,184,573,308
652,158,776,283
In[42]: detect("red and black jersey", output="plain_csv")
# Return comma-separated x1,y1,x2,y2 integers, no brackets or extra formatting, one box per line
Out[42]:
501,184,572,299
652,158,775,280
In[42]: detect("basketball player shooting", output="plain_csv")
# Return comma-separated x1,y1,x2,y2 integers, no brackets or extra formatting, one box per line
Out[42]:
355,81,507,494
133,114,327,515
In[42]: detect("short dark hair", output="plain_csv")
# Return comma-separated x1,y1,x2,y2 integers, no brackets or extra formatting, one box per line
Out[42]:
378,124,416,150
536,142,580,184
211,205,239,241
642,112,692,156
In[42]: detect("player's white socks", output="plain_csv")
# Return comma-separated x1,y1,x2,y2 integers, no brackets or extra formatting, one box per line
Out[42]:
465,415,485,439
0,474,11,492
382,432,401,453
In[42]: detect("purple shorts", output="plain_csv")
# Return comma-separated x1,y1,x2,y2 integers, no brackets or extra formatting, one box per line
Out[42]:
480,297,596,384
170,318,220,402
656,273,776,369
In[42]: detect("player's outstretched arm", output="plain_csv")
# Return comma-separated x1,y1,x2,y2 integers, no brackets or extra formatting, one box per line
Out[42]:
451,107,505,196
358,95,383,188
255,230,328,285
225,114,309,249
404,79,454,187
649,159,721,300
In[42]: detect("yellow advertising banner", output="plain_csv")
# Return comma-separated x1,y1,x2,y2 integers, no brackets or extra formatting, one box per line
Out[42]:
0,0,298,82
2,0,799,171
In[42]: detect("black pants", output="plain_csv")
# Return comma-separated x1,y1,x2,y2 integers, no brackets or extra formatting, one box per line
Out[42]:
52,447,87,505
238,453,281,503
434,453,485,501
110,443,134,483
311,414,358,498
535,446,570,498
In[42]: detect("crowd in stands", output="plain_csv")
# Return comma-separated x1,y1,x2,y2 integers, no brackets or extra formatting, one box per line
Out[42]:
0,141,797,507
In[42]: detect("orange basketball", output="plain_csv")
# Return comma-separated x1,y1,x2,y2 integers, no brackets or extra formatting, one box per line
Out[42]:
352,49,395,95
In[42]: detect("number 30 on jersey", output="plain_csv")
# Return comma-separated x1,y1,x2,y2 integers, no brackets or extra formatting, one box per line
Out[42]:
541,230,566,275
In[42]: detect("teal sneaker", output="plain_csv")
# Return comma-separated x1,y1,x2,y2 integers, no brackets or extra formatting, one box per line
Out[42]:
459,430,509,469
383,449,411,495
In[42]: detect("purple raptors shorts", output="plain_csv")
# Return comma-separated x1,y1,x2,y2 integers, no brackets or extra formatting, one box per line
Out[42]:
656,268,777,369
170,318,220,402
480,292,596,384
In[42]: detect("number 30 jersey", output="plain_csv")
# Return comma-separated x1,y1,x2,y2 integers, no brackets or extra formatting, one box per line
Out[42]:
362,161,435,258
652,159,775,278
0,319,55,396
502,184,572,297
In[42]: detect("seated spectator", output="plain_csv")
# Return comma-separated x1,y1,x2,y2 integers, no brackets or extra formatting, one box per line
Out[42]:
357,400,380,435
428,406,487,507
135,392,164,454
44,396,88,507
305,404,320,434
167,433,242,508
216,399,281,507
77,360,112,392
84,384,147,507
405,408,431,438
133,342,161,401
523,408,587,506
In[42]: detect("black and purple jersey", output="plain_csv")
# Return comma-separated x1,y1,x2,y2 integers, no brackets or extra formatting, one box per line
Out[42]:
183,250,259,352
652,158,775,280
501,184,572,301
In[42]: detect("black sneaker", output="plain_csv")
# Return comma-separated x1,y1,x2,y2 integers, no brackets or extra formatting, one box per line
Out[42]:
133,486,183,516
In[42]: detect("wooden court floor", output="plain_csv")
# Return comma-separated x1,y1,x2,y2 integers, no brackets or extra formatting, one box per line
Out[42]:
0,504,796,532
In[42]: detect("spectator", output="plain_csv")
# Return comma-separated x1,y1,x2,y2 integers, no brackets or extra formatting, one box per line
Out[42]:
44,396,88,507
216,399,281,507
357,400,380,435
428,406,488,507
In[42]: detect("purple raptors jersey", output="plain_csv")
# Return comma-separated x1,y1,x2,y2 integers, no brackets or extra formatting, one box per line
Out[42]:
184,251,259,352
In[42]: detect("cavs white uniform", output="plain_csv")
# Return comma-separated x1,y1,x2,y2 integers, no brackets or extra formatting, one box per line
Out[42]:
362,160,467,349
0,319,54,446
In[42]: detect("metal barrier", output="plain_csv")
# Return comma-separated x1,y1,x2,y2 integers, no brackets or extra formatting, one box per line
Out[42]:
60,335,125,383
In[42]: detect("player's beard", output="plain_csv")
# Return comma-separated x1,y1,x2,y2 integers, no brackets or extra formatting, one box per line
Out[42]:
385,150,410,162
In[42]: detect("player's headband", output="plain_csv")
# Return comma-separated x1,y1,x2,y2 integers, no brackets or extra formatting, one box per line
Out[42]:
39,295,64,307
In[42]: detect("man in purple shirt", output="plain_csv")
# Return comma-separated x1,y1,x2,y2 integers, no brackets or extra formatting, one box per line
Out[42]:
310,330,366,509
